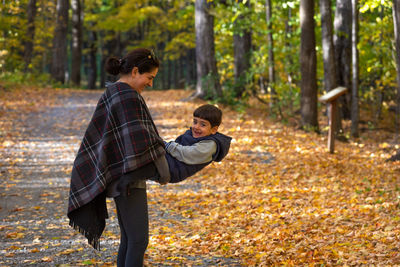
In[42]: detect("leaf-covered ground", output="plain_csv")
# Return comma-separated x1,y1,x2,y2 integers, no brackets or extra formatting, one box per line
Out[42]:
0,87,400,266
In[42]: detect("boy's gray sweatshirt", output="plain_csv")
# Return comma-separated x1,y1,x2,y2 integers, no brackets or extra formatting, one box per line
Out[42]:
165,140,217,165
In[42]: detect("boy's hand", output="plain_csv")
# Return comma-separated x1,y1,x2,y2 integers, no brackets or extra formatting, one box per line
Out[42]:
157,175,170,185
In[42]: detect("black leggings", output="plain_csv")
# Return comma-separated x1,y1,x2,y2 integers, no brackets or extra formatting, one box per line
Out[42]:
114,188,148,267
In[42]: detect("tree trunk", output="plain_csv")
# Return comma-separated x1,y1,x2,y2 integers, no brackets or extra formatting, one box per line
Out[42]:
167,59,172,89
285,6,295,113
87,31,97,89
71,0,83,86
320,0,342,134
99,32,106,88
99,32,117,87
23,0,37,72
115,32,122,57
265,0,276,99
178,57,185,88
195,0,222,99
51,0,69,83
233,0,252,98
374,6,385,122
334,0,352,119
100,55,106,88
320,0,337,92
174,58,181,89
161,58,167,89
351,0,359,137
300,0,319,131
190,48,197,86
393,0,400,136
185,49,196,88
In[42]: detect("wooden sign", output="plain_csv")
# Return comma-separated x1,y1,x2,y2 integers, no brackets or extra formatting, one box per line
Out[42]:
319,87,348,153
319,86,348,103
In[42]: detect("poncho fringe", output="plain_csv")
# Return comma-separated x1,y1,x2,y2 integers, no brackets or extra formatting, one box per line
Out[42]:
69,220,100,250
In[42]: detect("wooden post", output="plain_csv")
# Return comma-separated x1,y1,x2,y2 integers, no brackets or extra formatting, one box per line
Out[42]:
319,87,348,153
327,100,337,153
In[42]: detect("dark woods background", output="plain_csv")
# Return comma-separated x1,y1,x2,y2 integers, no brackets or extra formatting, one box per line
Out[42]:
1,0,400,137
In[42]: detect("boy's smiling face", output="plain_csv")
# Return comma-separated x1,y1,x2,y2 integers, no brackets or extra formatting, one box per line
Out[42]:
191,117,218,138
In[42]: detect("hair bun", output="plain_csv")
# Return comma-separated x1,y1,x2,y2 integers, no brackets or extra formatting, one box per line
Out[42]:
105,56,122,76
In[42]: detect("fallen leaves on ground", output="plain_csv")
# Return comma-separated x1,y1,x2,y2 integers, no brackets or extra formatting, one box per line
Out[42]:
145,90,400,266
0,87,399,266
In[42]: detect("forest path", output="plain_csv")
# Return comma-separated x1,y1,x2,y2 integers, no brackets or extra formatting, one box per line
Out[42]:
0,88,242,266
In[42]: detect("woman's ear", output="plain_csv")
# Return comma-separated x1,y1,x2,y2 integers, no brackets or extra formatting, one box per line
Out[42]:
131,67,139,77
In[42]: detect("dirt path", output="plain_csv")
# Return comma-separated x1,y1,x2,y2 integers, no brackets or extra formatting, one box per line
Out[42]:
0,89,242,266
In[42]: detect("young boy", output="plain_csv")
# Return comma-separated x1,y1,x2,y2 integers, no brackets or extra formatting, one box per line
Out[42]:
121,104,231,187
163,104,232,183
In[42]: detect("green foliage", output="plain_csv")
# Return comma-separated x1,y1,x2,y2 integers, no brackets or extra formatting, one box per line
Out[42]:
360,0,392,13
199,72,221,100
301,124,320,133
0,70,52,89
272,82,301,117
164,4,196,60
209,86,248,113
0,0,56,72
358,1,396,116
0,0,26,71
213,0,301,116
164,32,196,60
0,0,398,127
98,5,165,32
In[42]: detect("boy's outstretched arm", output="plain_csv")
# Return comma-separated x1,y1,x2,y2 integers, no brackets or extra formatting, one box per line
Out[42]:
165,140,216,165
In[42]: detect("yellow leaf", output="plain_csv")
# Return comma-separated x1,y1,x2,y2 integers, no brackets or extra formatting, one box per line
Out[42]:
271,197,280,203
41,256,52,262
2,141,14,147
379,142,390,149
8,245,21,250
59,248,75,255
6,232,25,239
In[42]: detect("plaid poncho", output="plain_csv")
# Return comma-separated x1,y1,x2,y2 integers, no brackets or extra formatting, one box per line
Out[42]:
67,82,165,249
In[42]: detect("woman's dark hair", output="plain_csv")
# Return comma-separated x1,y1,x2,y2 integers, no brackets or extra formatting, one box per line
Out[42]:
193,104,222,127
105,48,160,76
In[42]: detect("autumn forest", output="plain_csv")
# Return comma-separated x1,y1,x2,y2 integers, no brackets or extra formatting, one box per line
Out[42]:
1,0,400,266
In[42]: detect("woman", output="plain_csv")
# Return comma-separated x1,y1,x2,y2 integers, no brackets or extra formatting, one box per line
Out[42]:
67,48,170,267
